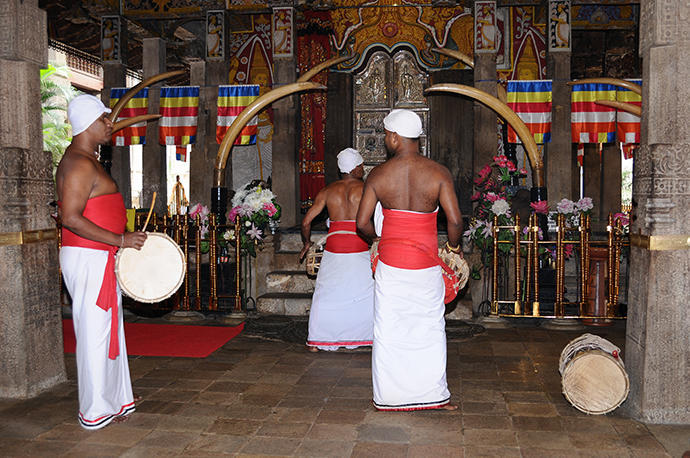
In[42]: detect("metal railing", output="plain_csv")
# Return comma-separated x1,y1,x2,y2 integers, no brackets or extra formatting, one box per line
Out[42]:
489,213,628,319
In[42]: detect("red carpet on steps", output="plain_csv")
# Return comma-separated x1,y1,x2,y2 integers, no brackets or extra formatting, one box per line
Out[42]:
63,319,244,358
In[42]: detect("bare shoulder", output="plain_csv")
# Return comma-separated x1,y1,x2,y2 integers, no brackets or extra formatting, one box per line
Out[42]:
57,152,98,181
364,162,387,185
419,156,452,180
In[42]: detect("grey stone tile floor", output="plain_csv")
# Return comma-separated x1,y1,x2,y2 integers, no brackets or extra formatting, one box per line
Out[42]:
1,319,689,457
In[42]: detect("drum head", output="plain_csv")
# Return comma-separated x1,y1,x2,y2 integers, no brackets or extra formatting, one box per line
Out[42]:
116,232,186,303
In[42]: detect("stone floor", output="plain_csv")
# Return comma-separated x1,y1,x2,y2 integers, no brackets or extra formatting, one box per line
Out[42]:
1,319,689,457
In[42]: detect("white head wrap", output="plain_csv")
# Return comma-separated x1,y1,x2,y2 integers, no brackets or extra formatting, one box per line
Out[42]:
67,94,111,136
383,109,423,138
337,147,364,174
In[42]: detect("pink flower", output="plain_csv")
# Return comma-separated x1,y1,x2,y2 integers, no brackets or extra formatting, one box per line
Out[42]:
577,197,594,212
530,200,550,214
486,192,500,202
557,198,576,214
479,164,492,179
227,205,241,222
471,192,481,201
519,168,528,175
493,155,508,168
506,161,517,172
613,212,630,226
262,202,277,217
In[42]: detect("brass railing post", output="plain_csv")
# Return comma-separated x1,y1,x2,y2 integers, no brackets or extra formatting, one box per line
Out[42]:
194,214,202,311
491,215,499,314
532,214,540,316
234,215,242,313
209,213,218,311
514,214,521,315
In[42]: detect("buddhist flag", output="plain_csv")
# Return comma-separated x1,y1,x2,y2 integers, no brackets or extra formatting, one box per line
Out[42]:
109,87,149,146
617,79,641,159
159,86,199,152
506,80,552,144
571,82,616,144
216,85,259,145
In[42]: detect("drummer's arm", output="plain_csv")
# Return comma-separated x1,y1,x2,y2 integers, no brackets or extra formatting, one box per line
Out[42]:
60,160,146,250
299,188,327,262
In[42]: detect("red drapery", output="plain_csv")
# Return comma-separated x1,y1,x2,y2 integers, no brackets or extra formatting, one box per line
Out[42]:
297,12,331,212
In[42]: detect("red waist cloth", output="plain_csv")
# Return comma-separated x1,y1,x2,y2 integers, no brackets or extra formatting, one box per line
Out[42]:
59,193,127,360
324,221,368,253
379,208,438,269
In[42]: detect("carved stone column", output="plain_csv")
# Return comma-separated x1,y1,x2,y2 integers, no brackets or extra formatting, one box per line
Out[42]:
102,63,129,205
0,0,66,397
189,60,213,206
624,0,690,424
473,1,498,177
142,38,166,214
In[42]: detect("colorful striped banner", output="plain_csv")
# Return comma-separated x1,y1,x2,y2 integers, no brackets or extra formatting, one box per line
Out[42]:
110,87,149,146
571,82,616,144
617,79,641,158
159,86,199,161
216,85,259,145
507,80,552,144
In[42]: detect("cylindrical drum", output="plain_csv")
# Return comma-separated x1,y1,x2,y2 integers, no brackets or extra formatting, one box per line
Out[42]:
115,232,186,303
559,333,629,414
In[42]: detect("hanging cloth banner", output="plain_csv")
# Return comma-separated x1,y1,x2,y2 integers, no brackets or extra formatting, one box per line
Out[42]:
571,82,616,144
216,85,259,145
616,79,641,159
159,86,199,150
506,80,552,144
175,146,188,162
109,87,149,146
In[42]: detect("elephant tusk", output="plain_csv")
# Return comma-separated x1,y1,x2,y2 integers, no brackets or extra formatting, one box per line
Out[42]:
297,54,354,82
111,114,162,134
107,70,185,122
567,78,641,95
432,47,474,68
214,82,326,187
424,83,544,187
594,100,641,117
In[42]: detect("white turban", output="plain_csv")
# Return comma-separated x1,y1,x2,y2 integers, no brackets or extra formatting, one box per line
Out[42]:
383,109,423,138
337,147,363,174
67,94,111,136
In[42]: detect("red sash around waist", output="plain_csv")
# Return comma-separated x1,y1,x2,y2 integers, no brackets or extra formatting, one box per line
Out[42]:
379,208,438,269
59,193,127,360
324,221,369,253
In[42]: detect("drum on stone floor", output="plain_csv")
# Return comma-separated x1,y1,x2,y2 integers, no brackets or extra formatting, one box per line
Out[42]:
115,232,186,303
559,333,629,415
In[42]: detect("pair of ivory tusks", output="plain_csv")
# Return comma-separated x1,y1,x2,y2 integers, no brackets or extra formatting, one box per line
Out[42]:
569,78,642,116
108,70,185,135
424,83,544,187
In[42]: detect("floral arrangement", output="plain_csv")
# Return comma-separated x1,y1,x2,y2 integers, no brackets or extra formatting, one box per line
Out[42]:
613,212,630,234
464,155,527,278
224,181,281,257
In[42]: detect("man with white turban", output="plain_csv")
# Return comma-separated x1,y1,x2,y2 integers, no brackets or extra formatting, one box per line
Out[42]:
300,148,374,352
356,109,463,410
57,94,147,429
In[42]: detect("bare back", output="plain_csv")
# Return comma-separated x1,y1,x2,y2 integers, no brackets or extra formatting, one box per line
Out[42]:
367,154,448,212
324,178,364,221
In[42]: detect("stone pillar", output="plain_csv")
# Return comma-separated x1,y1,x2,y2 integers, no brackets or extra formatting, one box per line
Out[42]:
546,53,574,204
0,0,66,398
271,60,299,228
205,60,230,213
473,1,498,177
189,60,213,206
102,63,130,206
624,0,690,424
142,38,166,214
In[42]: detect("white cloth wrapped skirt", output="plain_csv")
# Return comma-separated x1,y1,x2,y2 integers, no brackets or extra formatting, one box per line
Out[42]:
307,249,374,350
372,260,450,410
60,247,135,430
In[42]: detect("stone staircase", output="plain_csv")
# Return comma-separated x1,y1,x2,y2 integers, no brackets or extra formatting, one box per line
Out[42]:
256,229,472,320
256,230,323,316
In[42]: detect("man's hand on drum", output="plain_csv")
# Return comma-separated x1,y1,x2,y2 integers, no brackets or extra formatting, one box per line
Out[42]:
299,241,313,263
123,231,147,250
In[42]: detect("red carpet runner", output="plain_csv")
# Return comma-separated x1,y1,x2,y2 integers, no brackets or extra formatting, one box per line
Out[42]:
63,319,244,358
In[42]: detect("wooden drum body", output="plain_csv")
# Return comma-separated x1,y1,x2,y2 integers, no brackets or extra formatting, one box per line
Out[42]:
115,232,186,303
559,333,629,414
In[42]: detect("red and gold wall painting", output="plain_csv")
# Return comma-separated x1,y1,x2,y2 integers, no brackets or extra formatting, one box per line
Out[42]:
496,6,547,81
329,0,473,71
297,12,331,211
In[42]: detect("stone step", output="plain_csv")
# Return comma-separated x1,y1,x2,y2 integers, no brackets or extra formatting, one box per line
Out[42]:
266,270,316,294
275,231,326,253
271,251,305,271
256,292,313,316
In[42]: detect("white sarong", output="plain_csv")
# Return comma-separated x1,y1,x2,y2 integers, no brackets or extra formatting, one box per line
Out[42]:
371,203,450,410
60,246,135,430
307,249,374,350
